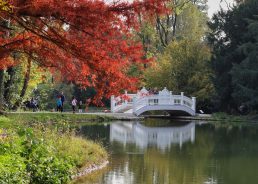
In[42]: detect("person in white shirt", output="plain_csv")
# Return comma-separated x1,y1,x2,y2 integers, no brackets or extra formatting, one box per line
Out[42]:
71,96,77,113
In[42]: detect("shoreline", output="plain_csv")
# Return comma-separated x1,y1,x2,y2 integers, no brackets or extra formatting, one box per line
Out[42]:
72,160,109,180
4,112,258,123
2,111,258,128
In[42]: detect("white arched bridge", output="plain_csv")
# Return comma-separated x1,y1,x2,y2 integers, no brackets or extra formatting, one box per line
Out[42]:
111,87,196,116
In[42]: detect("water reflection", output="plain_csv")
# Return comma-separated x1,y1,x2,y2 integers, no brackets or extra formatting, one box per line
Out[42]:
104,162,135,184
75,121,258,184
110,122,195,151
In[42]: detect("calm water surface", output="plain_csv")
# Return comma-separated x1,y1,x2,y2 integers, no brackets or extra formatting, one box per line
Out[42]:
75,120,258,184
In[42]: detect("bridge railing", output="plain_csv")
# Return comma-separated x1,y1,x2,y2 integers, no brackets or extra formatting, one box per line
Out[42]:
111,87,196,113
111,92,136,113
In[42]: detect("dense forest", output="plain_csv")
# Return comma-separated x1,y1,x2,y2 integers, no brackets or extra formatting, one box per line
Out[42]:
0,0,257,114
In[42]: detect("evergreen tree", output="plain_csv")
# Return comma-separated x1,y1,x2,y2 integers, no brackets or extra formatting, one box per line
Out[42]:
231,17,258,110
208,0,258,112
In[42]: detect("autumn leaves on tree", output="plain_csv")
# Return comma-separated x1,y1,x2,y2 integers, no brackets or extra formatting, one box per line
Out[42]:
0,0,169,105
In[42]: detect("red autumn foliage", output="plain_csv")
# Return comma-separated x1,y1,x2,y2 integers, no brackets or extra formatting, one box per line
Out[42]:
0,0,169,104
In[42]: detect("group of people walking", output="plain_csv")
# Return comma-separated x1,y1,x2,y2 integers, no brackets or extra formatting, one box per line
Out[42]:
56,92,85,113
23,97,39,111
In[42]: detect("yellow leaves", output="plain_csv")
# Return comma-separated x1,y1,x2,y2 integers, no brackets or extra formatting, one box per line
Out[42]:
0,0,12,13
18,56,51,98
144,39,214,98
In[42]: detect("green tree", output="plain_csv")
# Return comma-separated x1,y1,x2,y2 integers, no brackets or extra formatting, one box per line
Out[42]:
231,18,258,110
135,0,208,56
144,40,214,111
208,0,258,112
175,3,208,41
155,0,208,49
1,57,48,110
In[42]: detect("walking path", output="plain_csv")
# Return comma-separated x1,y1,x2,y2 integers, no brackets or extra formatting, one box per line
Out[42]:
8,111,212,121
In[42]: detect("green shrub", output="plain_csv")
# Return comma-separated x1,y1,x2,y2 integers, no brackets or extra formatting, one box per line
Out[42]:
26,144,73,184
0,154,29,184
0,116,12,128
0,124,108,183
18,127,75,183
0,128,74,183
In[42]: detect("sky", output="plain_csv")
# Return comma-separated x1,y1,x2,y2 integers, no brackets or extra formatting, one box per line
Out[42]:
207,0,235,17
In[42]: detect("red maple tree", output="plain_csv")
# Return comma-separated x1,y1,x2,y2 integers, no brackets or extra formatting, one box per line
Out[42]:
0,0,169,104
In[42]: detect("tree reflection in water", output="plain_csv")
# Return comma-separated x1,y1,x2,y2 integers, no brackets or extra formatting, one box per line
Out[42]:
75,121,258,184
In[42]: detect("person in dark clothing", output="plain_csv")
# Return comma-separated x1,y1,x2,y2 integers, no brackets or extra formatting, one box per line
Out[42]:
239,104,249,115
153,87,159,95
30,98,38,111
78,101,83,113
60,92,65,112
153,87,159,104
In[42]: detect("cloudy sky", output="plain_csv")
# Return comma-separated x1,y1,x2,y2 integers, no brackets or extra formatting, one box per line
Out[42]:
207,0,235,17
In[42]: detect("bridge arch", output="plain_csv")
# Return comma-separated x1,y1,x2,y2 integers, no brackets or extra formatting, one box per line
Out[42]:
111,87,196,116
134,105,196,116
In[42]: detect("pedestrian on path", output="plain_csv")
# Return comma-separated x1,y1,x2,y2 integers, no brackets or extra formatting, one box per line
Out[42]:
78,101,83,113
60,91,65,111
85,98,91,112
56,96,62,112
71,96,77,113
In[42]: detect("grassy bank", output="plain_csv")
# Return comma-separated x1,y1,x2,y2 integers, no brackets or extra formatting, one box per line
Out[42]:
5,112,113,125
211,112,258,124
0,115,108,183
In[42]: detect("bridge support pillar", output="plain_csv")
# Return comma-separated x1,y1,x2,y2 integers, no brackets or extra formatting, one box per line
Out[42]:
133,96,136,114
192,97,196,113
124,90,128,105
181,92,184,105
180,132,183,149
170,91,174,105
191,127,195,143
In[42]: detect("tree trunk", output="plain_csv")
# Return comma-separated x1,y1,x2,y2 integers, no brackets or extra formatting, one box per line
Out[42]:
0,70,5,111
172,13,177,38
4,67,16,106
13,57,32,110
156,15,167,47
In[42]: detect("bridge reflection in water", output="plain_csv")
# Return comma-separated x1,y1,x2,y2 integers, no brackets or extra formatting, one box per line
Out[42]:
110,122,195,151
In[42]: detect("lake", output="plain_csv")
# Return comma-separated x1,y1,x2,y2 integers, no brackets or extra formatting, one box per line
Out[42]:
74,119,258,184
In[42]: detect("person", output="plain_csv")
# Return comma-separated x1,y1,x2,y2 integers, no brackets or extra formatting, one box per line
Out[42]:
78,101,83,113
34,96,40,111
71,96,77,113
85,98,91,112
56,96,62,112
60,92,65,111
153,87,159,95
30,97,38,112
239,103,249,115
148,88,154,95
153,87,159,104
